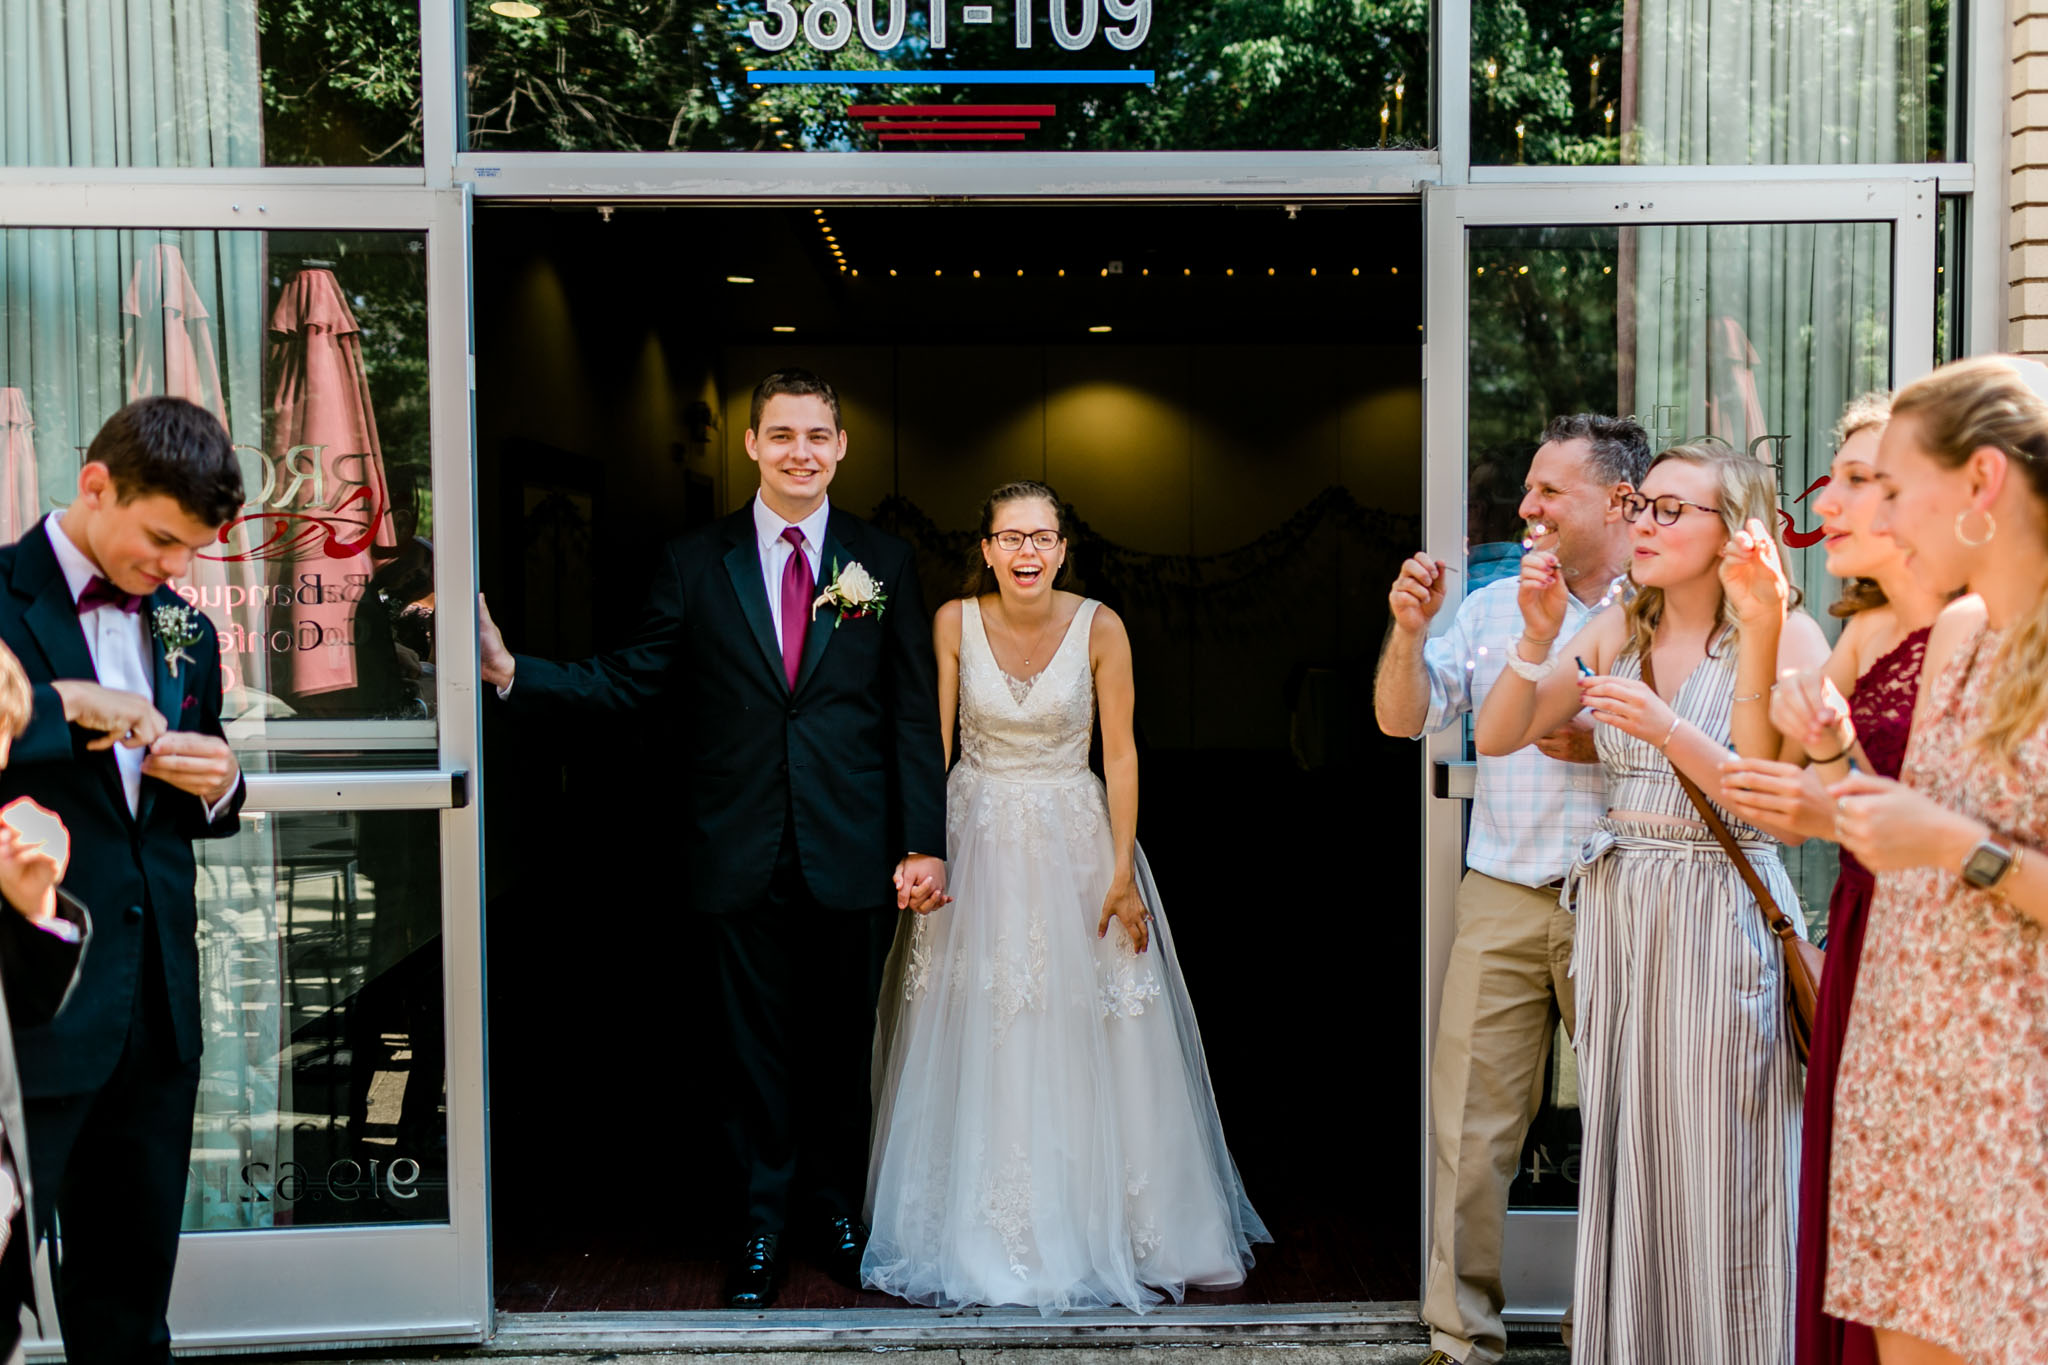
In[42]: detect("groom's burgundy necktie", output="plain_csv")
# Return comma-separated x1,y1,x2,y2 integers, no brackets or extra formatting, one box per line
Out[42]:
779,526,813,690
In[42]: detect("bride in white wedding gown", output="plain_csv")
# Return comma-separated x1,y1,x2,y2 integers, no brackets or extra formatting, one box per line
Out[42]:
863,481,1268,1315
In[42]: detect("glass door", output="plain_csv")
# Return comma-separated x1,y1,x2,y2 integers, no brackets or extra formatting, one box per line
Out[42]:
1417,177,1937,1326
2,185,489,1353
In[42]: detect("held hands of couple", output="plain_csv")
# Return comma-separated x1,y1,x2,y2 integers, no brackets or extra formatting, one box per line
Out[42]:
896,854,951,914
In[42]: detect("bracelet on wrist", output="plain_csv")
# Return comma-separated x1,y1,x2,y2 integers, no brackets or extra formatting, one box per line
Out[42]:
1505,632,1559,682
1656,716,1682,750
1807,746,1851,766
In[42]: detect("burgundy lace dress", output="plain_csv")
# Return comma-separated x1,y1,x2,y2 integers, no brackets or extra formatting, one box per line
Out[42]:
1794,626,1927,1365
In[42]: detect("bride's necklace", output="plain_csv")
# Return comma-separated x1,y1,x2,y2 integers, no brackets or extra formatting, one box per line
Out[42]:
993,601,1063,672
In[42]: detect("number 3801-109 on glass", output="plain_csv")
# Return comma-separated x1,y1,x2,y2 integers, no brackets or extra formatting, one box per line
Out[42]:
748,0,1150,54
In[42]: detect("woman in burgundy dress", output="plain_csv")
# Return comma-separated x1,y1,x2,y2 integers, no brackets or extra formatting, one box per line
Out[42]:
1719,392,1948,1365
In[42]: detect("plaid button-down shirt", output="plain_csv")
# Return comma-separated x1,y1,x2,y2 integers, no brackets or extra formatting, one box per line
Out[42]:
1420,576,1609,888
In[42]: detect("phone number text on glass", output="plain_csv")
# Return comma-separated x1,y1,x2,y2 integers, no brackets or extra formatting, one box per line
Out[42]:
748,0,1149,54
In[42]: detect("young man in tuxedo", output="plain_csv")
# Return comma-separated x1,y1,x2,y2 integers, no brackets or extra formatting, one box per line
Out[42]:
478,369,948,1309
0,396,245,1363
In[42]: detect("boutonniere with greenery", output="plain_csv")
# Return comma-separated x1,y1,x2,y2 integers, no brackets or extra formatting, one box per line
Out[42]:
811,559,888,628
151,603,204,679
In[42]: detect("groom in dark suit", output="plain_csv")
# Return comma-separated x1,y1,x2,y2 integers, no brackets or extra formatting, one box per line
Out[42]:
479,369,948,1309
0,396,246,1363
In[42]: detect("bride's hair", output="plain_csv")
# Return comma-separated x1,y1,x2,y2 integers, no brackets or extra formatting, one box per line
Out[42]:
964,480,1076,598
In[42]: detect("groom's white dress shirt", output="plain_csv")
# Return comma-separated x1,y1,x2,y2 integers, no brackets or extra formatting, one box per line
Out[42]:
754,494,829,642
45,511,235,824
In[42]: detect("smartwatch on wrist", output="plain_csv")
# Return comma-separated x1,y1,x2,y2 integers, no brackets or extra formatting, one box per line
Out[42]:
1960,837,2019,892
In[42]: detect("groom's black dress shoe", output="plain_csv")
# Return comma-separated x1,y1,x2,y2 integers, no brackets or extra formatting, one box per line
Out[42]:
725,1233,783,1310
818,1215,869,1291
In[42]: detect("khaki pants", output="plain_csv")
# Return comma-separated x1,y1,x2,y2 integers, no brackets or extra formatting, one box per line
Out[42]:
1423,869,1577,1365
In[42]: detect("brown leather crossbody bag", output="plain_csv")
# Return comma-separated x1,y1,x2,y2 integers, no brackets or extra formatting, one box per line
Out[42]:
1641,652,1825,1064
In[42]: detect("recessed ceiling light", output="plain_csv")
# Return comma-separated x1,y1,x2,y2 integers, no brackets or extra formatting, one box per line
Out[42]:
489,0,541,16
1088,325,1112,333
772,325,796,333
726,275,756,284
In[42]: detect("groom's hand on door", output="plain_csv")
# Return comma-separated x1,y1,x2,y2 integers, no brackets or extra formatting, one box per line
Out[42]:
896,853,950,914
477,593,515,691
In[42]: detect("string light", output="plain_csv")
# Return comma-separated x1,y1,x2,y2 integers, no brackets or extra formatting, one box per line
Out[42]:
973,269,981,277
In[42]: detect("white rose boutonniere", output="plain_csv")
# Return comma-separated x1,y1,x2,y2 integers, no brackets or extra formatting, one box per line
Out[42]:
151,603,205,679
812,558,889,629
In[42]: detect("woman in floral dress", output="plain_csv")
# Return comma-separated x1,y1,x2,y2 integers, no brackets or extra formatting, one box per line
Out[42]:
1718,392,1947,1365
1826,356,2048,1365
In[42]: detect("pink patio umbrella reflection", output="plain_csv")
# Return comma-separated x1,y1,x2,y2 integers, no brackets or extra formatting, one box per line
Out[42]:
262,265,397,701
125,244,229,426
123,243,265,701
0,390,41,542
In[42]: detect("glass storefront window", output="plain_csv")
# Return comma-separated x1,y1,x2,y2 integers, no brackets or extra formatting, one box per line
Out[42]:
1465,218,1894,1215
0,0,423,166
1472,0,1952,166
0,228,437,740
463,0,1430,151
188,810,446,1230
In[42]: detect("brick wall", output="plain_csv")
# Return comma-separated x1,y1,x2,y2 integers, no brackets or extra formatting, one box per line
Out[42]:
2015,0,2048,354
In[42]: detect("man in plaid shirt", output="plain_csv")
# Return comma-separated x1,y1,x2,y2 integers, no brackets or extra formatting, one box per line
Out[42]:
1375,414,1649,1365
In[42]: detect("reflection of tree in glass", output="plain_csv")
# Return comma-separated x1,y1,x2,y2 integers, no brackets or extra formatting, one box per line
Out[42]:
1466,229,1620,457
1471,0,1620,165
458,0,1433,150
258,0,424,164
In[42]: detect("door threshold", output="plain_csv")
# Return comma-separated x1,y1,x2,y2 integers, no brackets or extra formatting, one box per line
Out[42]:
491,1302,1426,1351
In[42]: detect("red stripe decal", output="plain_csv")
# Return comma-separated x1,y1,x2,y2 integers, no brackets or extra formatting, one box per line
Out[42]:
848,104,1056,117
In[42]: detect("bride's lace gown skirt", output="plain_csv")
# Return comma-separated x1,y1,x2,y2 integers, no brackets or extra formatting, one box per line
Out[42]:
863,598,1268,1313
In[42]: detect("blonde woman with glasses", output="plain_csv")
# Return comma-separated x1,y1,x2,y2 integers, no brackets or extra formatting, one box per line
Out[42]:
1822,356,2048,1365
1476,443,1830,1364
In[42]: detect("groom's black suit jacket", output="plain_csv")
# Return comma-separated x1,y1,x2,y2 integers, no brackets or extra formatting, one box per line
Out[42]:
510,502,947,915
0,523,243,1100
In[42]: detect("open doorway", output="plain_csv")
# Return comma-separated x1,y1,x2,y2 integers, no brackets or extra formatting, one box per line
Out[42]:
474,200,1425,1312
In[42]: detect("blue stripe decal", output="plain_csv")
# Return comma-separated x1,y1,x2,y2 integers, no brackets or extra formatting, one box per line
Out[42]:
747,70,1154,84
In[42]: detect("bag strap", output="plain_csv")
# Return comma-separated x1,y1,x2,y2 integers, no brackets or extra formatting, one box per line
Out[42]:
1639,650,1804,947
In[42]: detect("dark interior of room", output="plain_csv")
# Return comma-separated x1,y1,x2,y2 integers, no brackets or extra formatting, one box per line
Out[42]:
475,200,1427,1311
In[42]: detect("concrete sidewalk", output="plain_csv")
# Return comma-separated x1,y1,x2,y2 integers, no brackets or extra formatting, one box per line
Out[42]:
209,1349,1570,1365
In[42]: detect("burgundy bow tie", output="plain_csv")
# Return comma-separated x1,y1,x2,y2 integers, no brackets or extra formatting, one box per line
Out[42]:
76,576,144,616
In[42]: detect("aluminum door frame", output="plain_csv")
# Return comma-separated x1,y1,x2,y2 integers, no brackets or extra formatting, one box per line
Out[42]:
1417,176,1939,1325
0,180,488,1353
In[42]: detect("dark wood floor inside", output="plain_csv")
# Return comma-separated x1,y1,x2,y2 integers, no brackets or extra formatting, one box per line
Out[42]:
496,1201,1410,1313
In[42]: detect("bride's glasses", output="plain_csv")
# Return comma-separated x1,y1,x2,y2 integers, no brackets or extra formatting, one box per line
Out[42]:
1618,492,1721,526
991,529,1062,551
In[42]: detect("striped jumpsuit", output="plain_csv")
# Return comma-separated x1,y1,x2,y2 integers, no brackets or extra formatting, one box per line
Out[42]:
1561,645,1805,1364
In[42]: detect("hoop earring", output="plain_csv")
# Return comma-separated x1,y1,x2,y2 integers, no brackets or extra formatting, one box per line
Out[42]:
1955,508,1997,547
